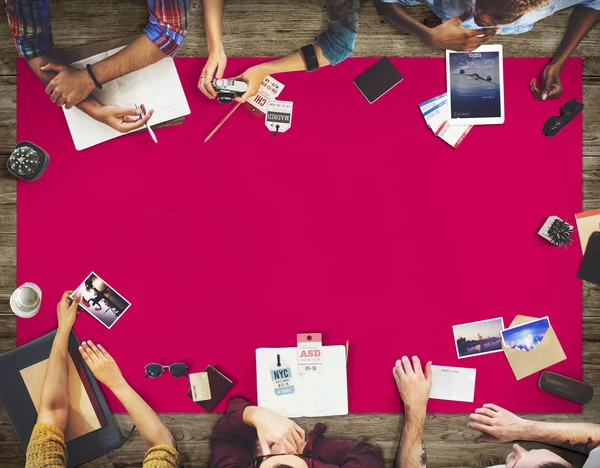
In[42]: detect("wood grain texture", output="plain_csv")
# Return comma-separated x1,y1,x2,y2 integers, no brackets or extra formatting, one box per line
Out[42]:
0,1,599,467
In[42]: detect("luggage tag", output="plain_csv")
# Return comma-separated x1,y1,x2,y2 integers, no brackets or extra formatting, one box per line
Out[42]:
270,353,296,396
297,333,323,374
245,76,285,116
265,101,293,139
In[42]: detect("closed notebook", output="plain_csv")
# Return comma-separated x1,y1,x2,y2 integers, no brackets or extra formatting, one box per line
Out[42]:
353,57,403,104
577,231,600,285
185,365,233,412
502,315,566,380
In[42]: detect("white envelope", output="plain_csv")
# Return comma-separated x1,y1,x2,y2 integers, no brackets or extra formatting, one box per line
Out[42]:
430,365,476,403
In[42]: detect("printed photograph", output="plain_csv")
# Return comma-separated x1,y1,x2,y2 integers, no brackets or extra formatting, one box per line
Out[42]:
501,317,551,352
71,272,131,329
453,317,505,359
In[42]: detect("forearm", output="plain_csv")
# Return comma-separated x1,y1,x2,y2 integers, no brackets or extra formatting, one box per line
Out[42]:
255,47,330,76
38,328,71,430
202,0,225,53
397,409,428,468
520,420,600,455
111,382,175,448
374,2,431,44
89,35,166,86
550,6,600,70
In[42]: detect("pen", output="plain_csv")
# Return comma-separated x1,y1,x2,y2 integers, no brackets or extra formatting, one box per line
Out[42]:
134,103,157,143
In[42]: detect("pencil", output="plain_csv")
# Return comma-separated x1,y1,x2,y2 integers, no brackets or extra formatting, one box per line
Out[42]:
204,101,242,143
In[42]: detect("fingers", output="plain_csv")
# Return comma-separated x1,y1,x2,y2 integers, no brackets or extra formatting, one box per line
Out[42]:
541,84,562,101
290,426,304,449
123,107,142,117
457,6,473,22
412,356,423,376
467,421,493,434
394,359,406,379
474,407,496,418
424,361,433,381
56,96,67,107
402,356,413,375
294,423,305,442
281,437,296,453
83,340,103,361
96,343,113,361
40,63,66,73
482,403,502,412
79,342,95,364
530,78,541,99
69,293,81,312
61,290,73,302
235,90,252,103
50,89,62,104
116,109,154,132
198,65,217,99
469,413,493,425
216,60,226,79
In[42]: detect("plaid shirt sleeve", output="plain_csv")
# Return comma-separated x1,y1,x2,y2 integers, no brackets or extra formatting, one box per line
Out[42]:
144,0,189,57
5,0,54,60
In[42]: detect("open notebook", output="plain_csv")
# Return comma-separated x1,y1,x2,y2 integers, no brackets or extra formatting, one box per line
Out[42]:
64,47,190,150
256,346,348,417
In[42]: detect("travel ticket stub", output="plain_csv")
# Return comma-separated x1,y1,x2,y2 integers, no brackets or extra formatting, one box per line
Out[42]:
265,100,293,134
419,93,447,134
246,76,285,116
298,333,323,374
436,121,473,149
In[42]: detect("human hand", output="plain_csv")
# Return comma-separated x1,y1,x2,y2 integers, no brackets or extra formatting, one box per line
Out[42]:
468,404,530,443
92,104,154,133
426,8,498,52
232,64,269,103
79,340,127,391
198,46,228,99
57,290,80,332
393,356,432,413
531,65,563,101
41,63,96,108
243,406,305,455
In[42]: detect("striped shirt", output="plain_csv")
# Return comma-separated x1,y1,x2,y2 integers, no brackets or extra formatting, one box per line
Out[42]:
5,0,189,60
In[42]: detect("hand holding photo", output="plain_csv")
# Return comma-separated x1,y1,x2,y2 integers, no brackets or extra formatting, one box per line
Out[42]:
452,317,505,359
501,317,551,352
71,272,131,329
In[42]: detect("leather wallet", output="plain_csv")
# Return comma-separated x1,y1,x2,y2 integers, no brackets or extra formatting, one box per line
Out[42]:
538,371,593,405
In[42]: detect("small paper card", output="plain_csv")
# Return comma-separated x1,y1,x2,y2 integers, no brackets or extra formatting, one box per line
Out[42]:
297,333,323,374
266,100,293,134
189,372,212,402
430,365,476,403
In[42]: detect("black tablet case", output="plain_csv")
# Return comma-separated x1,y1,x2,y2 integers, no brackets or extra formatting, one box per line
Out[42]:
353,57,404,104
577,231,600,285
0,330,124,467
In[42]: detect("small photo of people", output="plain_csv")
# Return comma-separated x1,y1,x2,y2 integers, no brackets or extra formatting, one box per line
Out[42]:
453,317,505,359
71,272,131,329
501,317,551,352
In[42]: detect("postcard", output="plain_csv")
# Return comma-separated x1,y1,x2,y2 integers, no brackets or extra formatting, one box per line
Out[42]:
430,365,476,403
575,208,600,253
452,317,505,359
71,272,131,329
501,315,566,380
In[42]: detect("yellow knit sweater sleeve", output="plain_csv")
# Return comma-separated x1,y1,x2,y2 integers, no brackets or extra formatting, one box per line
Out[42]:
25,423,67,468
143,444,182,468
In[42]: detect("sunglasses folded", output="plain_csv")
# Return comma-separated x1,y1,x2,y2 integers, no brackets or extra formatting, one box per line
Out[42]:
542,98,583,138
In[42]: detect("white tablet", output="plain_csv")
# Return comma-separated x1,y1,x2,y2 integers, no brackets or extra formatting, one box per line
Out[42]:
446,45,504,126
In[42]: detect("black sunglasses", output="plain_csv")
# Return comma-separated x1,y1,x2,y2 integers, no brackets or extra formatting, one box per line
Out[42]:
144,363,188,378
254,454,313,468
542,98,583,137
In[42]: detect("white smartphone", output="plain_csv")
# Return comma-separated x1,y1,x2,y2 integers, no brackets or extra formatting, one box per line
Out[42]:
446,44,505,126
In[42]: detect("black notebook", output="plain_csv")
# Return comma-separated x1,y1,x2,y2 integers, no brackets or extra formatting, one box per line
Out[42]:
353,57,403,104
577,231,600,285
186,365,233,412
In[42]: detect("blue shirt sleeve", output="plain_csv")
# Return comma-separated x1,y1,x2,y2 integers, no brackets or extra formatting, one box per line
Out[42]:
315,0,359,66
580,0,600,9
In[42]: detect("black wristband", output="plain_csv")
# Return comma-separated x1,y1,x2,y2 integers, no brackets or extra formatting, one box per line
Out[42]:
86,64,102,90
300,44,319,73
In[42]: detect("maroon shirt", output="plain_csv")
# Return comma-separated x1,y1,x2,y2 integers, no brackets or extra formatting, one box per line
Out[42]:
210,398,384,468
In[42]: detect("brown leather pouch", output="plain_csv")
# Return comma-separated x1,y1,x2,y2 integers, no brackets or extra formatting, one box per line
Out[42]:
538,371,593,405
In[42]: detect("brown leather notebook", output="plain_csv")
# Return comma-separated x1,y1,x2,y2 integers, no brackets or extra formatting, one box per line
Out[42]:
186,365,233,412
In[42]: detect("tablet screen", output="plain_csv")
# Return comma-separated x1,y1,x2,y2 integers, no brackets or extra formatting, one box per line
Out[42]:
449,51,502,119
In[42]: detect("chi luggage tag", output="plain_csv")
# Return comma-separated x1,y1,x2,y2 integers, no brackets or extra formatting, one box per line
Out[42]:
270,353,295,396
265,101,293,139
297,333,323,374
245,76,285,116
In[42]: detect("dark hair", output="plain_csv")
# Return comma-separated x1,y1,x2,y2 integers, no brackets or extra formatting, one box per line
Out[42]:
325,0,358,31
273,465,295,468
538,463,572,468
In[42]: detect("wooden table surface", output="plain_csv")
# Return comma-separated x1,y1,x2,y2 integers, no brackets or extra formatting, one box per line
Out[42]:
0,1,599,466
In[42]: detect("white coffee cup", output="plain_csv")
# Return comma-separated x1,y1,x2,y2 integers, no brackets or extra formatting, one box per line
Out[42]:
10,282,42,318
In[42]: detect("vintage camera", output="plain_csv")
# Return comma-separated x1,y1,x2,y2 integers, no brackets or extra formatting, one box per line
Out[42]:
212,78,249,104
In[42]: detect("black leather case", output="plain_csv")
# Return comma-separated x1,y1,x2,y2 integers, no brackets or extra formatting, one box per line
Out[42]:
538,371,593,405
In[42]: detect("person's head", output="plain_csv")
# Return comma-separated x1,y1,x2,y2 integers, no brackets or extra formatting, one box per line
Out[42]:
473,0,550,27
504,444,572,468
258,459,308,468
